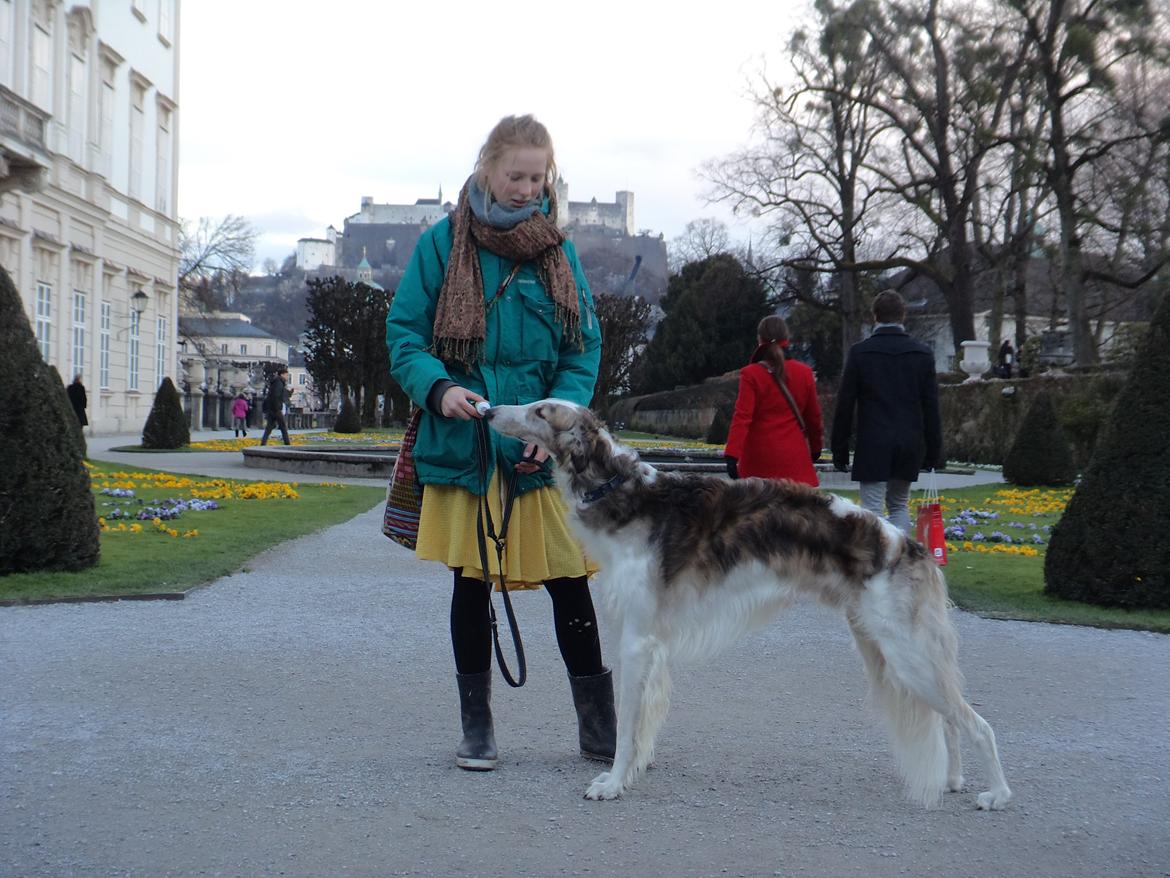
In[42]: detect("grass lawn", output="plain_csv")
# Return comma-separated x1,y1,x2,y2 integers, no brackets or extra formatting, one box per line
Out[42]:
832,483,1170,633
5,458,1165,632
0,461,385,604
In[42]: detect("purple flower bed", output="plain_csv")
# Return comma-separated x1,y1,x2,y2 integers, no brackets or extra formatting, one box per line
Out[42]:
103,497,220,521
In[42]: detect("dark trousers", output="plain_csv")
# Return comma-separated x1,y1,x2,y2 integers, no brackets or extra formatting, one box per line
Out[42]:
260,414,290,445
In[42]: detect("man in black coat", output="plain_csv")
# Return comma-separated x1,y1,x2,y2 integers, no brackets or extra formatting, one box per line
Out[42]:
66,374,88,427
831,291,943,534
259,368,292,446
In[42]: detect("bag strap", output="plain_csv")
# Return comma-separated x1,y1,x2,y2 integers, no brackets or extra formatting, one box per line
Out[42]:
922,467,940,504
473,416,527,688
766,365,807,435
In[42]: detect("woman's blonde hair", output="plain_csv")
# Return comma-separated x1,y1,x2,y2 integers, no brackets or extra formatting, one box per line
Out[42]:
473,114,557,190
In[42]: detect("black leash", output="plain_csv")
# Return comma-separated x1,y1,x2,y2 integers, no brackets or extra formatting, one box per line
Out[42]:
473,415,529,688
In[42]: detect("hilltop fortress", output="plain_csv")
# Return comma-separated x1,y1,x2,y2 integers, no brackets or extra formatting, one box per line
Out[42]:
296,180,668,303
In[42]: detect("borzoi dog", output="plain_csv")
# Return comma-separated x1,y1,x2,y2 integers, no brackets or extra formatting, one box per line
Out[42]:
484,399,1012,810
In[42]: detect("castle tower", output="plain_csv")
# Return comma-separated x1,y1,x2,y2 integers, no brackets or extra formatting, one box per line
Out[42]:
555,175,570,229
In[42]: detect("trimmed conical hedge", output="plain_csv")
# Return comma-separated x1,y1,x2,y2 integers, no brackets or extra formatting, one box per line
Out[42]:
0,265,100,575
1044,288,1170,609
1002,390,1076,486
141,377,190,449
334,397,361,433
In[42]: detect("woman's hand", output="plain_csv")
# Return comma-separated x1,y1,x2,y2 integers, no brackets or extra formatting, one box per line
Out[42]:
515,442,549,474
439,386,487,420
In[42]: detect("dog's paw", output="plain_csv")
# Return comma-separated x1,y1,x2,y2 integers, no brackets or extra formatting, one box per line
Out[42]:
947,774,965,793
976,786,1012,810
584,771,624,801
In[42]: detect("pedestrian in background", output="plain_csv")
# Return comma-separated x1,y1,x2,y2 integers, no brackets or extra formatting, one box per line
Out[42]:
386,114,612,773
259,368,291,446
231,392,250,439
831,291,943,533
723,315,822,486
66,374,88,428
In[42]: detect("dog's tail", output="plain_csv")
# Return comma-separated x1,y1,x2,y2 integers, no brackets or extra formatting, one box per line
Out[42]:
850,563,958,807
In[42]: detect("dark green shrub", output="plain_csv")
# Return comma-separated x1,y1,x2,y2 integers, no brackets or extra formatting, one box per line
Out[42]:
1002,391,1076,486
0,265,100,575
141,377,190,449
334,397,361,433
1045,289,1170,609
705,402,732,444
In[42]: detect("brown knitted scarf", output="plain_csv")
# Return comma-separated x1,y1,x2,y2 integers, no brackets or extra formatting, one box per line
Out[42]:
432,180,581,365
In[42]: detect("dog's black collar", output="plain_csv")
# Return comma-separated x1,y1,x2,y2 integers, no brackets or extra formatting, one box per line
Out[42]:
580,473,627,504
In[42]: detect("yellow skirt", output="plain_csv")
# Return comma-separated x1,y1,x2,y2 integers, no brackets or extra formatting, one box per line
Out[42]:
415,472,598,589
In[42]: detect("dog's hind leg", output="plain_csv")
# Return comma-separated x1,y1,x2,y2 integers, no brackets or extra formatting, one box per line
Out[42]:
848,616,949,808
941,697,1011,810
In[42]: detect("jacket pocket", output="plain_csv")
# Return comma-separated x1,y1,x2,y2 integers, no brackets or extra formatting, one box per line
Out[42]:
515,279,558,363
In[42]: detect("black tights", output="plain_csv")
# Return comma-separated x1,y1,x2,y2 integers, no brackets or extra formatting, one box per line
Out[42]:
450,571,604,677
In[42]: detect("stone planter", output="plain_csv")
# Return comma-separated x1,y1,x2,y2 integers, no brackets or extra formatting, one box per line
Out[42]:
959,340,992,383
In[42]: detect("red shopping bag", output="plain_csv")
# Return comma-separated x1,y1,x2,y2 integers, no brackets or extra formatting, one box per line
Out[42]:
916,472,948,566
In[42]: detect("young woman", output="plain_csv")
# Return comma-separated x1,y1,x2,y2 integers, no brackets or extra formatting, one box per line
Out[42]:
723,315,823,486
386,115,612,771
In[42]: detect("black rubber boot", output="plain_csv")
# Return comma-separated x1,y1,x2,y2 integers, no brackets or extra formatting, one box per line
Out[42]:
569,668,616,762
455,671,497,771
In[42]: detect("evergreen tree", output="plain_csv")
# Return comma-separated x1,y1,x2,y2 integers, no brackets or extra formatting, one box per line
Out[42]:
634,254,770,394
0,266,100,575
1002,391,1076,486
1045,289,1170,608
334,396,361,433
141,377,190,449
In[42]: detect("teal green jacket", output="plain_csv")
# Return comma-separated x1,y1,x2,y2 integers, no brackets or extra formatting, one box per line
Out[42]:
386,215,602,496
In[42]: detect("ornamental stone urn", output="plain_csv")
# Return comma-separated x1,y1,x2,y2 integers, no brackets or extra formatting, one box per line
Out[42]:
959,340,992,383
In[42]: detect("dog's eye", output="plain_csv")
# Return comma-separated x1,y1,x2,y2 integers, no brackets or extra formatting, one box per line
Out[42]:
534,405,545,420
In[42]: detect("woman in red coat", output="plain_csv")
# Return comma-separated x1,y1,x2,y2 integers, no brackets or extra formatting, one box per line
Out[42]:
723,315,823,486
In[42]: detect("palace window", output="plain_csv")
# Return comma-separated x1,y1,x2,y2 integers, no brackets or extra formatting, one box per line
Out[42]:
100,301,111,388
72,291,87,379
35,282,52,361
128,310,141,391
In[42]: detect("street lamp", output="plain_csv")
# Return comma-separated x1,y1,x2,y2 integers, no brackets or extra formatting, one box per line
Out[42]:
130,290,148,315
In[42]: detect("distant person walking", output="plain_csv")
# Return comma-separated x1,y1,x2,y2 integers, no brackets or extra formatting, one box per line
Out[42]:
259,368,291,446
997,338,1015,379
231,393,250,439
723,315,822,486
831,291,942,534
66,374,88,428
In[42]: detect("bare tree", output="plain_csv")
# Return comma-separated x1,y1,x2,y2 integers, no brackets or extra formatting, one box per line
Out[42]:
178,215,257,311
1005,0,1167,364
667,218,732,273
592,292,654,416
706,0,892,351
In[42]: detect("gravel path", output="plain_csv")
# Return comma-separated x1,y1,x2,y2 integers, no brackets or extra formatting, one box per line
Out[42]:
3,498,1168,878
3,437,1165,876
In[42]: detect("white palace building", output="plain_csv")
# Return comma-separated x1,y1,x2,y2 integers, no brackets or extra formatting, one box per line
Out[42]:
1,0,180,433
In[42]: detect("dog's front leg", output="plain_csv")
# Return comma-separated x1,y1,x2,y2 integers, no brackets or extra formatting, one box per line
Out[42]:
585,631,655,800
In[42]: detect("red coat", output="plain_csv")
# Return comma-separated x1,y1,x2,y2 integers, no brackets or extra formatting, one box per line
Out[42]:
724,361,823,486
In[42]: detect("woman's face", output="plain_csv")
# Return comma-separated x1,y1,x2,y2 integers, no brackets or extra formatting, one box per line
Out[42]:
486,147,549,208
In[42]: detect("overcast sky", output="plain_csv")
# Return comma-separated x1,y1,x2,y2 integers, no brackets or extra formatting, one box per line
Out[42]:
177,1,806,269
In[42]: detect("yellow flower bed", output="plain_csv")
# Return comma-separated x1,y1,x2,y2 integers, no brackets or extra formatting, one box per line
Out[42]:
188,431,400,452
95,471,300,501
92,467,314,539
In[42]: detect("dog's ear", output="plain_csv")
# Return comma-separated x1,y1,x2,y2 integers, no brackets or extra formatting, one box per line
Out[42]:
566,424,603,475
